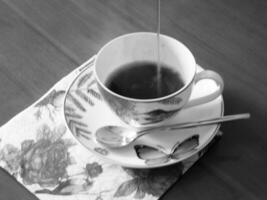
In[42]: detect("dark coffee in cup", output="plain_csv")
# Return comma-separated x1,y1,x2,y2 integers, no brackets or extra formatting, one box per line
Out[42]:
105,61,185,99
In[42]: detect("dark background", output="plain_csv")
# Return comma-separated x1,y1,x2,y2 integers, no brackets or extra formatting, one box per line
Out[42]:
0,0,266,199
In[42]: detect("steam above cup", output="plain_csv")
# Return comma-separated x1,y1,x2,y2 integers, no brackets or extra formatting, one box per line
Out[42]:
94,32,224,127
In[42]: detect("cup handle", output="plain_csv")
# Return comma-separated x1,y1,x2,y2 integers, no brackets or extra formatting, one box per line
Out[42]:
184,70,224,108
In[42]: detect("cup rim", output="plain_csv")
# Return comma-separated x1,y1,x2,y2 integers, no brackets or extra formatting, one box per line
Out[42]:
94,32,196,103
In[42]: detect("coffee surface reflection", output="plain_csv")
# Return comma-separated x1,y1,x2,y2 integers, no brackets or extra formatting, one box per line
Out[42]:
105,61,184,99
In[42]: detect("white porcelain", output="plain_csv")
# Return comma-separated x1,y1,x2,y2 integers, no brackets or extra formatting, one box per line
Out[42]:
94,32,224,127
63,59,224,168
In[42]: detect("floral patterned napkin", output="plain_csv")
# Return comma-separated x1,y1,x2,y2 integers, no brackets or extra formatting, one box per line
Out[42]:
0,56,222,200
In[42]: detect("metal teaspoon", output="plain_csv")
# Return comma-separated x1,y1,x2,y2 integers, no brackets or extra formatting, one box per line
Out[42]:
95,113,250,148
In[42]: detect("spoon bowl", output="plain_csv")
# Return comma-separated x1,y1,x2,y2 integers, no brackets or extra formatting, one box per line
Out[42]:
96,126,137,148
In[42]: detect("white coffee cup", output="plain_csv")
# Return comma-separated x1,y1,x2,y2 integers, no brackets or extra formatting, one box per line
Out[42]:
94,32,224,127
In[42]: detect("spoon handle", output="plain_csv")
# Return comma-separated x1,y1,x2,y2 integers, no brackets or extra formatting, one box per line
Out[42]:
169,113,250,130
139,113,250,134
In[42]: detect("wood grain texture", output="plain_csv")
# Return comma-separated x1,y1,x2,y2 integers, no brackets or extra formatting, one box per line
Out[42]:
0,0,266,199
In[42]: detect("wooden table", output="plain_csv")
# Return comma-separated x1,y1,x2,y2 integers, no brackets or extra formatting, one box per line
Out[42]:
0,0,266,199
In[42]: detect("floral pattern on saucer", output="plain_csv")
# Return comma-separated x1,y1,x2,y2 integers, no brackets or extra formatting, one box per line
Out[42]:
64,67,111,157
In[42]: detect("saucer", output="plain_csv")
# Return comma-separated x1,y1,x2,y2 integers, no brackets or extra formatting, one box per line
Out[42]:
63,58,224,168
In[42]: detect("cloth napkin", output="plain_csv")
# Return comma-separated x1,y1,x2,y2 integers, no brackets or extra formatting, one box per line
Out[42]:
0,56,222,200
